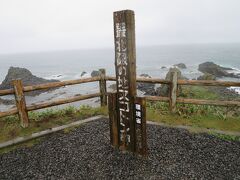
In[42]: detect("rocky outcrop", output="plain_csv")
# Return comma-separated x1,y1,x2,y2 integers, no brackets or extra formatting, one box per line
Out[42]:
0,67,59,96
81,71,87,77
197,73,216,80
137,74,156,95
156,68,186,96
91,70,100,77
174,63,187,69
198,62,239,78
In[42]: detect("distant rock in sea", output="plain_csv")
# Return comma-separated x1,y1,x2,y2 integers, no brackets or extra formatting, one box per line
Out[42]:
91,70,100,77
137,74,156,95
81,71,87,77
156,67,187,96
0,67,60,96
198,62,239,78
173,63,187,69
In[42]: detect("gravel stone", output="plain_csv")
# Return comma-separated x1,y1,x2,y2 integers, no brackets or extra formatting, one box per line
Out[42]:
0,118,239,179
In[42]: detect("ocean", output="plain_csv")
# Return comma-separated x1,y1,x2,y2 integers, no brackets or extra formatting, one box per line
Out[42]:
0,43,240,110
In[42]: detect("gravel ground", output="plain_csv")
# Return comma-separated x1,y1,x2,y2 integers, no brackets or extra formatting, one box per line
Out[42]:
0,118,240,179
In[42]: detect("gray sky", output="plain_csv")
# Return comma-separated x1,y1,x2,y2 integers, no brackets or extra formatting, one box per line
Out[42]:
0,0,240,54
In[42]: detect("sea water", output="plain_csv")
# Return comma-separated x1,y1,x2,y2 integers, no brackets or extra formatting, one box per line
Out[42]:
0,43,239,110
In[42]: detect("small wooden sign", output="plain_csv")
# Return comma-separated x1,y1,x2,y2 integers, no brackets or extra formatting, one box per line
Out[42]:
134,97,147,156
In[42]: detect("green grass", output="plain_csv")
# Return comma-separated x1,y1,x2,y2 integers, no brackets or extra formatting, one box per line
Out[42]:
209,132,240,142
179,85,220,100
147,101,240,132
0,138,43,155
0,102,239,144
147,107,240,132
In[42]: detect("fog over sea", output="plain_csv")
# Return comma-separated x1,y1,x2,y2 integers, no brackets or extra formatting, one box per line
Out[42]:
0,43,240,110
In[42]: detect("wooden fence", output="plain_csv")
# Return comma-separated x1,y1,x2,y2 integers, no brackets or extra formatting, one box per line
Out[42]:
0,69,240,128
106,71,240,113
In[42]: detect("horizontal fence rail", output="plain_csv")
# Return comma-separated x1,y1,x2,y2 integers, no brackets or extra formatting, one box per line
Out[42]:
106,76,240,87
178,79,240,87
0,89,15,96
106,76,171,84
27,93,101,111
0,76,101,96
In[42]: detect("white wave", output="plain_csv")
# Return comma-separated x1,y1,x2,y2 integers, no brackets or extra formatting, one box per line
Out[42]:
44,74,67,80
228,86,240,95
226,68,240,76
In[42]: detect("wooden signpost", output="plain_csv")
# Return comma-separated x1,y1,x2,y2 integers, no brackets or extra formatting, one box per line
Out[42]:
109,10,147,156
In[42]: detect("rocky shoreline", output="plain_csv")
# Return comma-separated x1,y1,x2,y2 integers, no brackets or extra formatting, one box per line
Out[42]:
122,62,239,99
1,62,239,107
0,67,60,96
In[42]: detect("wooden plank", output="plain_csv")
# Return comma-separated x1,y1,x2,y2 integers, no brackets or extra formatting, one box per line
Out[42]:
99,69,107,106
0,108,18,118
27,93,101,111
105,76,116,81
23,76,101,92
136,77,170,84
135,97,147,156
0,77,100,96
108,93,119,147
114,10,136,152
0,89,15,96
177,98,240,106
106,76,240,87
12,79,29,128
170,71,178,113
105,76,171,84
145,96,170,102
178,79,240,87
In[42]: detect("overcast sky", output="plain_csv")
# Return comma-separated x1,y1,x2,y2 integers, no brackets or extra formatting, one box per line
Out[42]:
0,0,240,54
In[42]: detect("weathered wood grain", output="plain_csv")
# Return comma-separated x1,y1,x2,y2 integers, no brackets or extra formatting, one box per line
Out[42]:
24,76,101,92
145,96,170,102
99,69,107,106
170,71,178,113
134,97,147,156
178,79,240,87
12,79,29,128
114,10,137,152
27,93,101,111
108,93,119,147
0,108,18,118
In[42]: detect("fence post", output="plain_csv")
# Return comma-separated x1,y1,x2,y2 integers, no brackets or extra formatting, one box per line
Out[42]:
108,92,119,147
170,71,178,113
99,68,107,106
12,79,29,128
